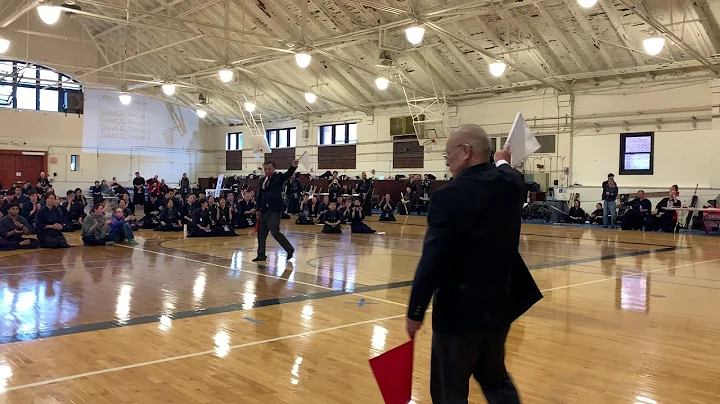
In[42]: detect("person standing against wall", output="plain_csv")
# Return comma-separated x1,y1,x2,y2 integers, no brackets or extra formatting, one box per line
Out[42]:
602,176,619,228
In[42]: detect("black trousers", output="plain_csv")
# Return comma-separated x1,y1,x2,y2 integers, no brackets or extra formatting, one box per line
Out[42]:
431,327,520,404
621,210,646,230
257,211,293,256
82,235,113,245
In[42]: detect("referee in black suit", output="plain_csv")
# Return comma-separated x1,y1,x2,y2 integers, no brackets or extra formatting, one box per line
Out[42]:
252,159,298,262
406,124,542,404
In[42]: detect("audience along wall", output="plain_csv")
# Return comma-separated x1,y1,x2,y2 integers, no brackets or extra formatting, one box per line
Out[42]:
0,91,217,191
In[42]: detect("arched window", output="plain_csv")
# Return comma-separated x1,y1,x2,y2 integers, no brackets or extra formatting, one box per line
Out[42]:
0,60,83,113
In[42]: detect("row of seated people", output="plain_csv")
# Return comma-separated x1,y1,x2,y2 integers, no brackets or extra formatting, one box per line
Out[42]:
562,186,682,233
295,196,375,234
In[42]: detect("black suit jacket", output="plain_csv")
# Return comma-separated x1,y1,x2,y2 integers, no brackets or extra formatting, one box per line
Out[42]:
257,165,297,213
407,162,543,335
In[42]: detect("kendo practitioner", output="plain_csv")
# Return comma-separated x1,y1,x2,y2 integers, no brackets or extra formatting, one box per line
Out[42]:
226,192,238,227
230,175,241,196
309,197,319,218
74,188,88,208
646,185,682,232
355,172,373,216
0,202,39,250
21,190,40,234
179,173,191,200
621,190,653,230
91,181,104,207
207,195,218,227
338,199,351,223
188,199,213,237
349,199,376,234
132,172,146,208
398,186,416,215
13,187,28,205
421,174,432,198
237,192,257,229
36,194,70,248
286,174,302,215
142,194,163,229
155,199,182,231
0,191,17,216
321,202,342,234
563,200,586,224
81,204,114,246
37,172,50,191
379,193,396,222
328,178,342,202
317,195,330,223
296,195,315,225
181,194,197,225
62,190,86,231
213,197,237,236
158,179,170,196
589,203,604,225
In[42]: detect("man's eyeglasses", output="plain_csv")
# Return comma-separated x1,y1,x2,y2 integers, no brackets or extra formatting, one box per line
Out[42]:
442,143,473,160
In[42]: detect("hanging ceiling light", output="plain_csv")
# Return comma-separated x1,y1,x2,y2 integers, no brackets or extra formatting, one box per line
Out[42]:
244,101,256,112
375,77,390,90
218,68,233,83
488,61,507,77
196,109,207,119
118,93,132,105
643,37,666,56
161,83,176,96
405,26,425,45
295,52,312,68
304,92,317,103
577,0,597,8
37,5,61,25
0,36,9,54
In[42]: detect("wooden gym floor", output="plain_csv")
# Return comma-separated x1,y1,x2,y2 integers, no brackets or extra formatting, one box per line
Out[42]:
0,217,718,403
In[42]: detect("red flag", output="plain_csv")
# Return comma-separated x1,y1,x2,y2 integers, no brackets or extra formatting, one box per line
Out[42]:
369,340,414,404
254,220,259,233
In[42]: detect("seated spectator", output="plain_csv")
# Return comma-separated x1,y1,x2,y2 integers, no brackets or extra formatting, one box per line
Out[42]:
188,200,213,237
21,181,33,196
36,194,70,248
379,194,396,222
155,199,182,231
349,199,376,234
321,202,342,233
589,203,604,225
295,195,314,225
0,202,39,250
118,199,140,231
317,195,330,223
120,193,134,214
563,200,587,224
74,188,88,208
99,179,110,195
0,190,17,216
91,181,103,207
646,185,682,232
237,192,257,229
621,190,653,231
61,190,86,231
213,197,237,236
109,207,138,245
21,190,40,234
142,194,163,229
81,204,114,246
13,187,28,205
338,198,351,223
207,195,218,226
181,194,197,225
398,186,415,215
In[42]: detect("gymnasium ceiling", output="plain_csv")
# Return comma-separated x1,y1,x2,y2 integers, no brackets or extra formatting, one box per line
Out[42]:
3,0,720,125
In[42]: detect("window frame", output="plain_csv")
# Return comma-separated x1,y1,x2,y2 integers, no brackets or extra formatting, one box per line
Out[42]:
318,122,358,146
226,132,242,151
70,155,79,172
619,132,654,176
0,59,82,113
266,127,296,149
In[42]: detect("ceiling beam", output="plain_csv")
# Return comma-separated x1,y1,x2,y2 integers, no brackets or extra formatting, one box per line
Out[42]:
598,0,644,66
534,2,585,71
564,0,616,70
616,0,719,74
497,9,567,76
0,0,41,28
435,32,490,87
687,0,720,55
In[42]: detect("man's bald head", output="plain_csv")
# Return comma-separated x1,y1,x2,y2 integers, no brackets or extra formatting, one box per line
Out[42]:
450,124,492,161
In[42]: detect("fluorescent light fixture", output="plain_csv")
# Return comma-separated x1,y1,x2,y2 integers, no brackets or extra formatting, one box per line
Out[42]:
37,5,61,25
405,26,425,45
22,152,45,156
196,109,207,118
489,61,507,77
304,92,317,103
643,37,665,55
577,0,597,8
244,101,256,112
0,38,9,54
218,68,233,83
161,83,176,96
295,52,312,68
375,77,389,90
118,93,132,105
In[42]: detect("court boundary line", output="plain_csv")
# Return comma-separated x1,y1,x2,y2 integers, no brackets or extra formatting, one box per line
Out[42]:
6,257,720,393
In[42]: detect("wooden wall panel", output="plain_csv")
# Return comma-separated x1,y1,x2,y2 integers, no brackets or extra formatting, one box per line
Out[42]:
318,145,356,170
393,137,424,169
264,148,295,169
226,150,243,171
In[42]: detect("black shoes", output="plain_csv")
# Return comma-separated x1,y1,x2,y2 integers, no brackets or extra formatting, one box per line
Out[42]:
287,250,294,260
252,256,267,262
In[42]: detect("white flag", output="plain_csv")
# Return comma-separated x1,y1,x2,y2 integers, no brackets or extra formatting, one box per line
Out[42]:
504,112,541,166
298,150,311,170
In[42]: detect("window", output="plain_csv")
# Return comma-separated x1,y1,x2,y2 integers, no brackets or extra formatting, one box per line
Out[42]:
226,132,242,151
318,123,358,145
620,132,654,175
70,155,79,171
0,59,82,113
390,116,419,136
266,128,295,149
